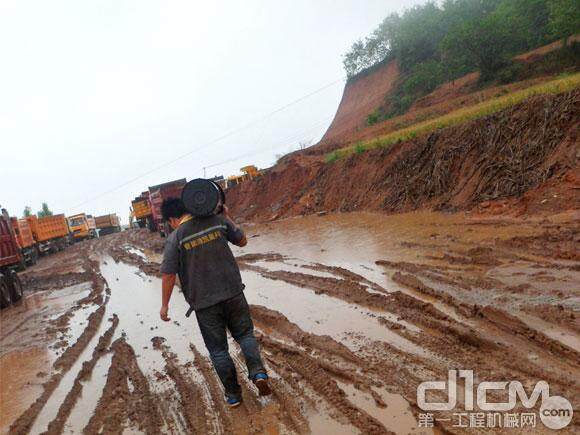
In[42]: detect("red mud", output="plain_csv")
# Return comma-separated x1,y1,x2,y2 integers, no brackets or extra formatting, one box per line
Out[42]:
1,211,579,434
228,90,579,222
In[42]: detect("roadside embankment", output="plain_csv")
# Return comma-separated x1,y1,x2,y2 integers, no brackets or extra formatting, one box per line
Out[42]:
228,89,579,222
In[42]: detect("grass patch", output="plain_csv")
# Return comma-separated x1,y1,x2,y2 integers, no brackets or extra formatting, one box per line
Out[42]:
328,73,580,161
354,143,365,154
325,151,339,163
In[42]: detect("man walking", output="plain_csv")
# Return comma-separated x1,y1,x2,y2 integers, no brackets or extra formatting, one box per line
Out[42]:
159,197,270,407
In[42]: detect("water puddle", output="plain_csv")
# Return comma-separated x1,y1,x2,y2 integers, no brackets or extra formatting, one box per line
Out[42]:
243,271,432,359
337,381,431,435
64,353,113,433
0,346,50,434
515,311,580,351
125,246,148,260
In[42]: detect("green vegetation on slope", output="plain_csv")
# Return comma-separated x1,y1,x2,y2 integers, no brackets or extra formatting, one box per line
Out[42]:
345,0,580,121
326,73,580,163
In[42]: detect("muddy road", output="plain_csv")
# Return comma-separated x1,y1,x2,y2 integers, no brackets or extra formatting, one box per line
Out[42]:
0,211,578,434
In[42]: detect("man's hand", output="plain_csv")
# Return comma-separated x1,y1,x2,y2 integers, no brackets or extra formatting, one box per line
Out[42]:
161,273,176,322
160,304,170,322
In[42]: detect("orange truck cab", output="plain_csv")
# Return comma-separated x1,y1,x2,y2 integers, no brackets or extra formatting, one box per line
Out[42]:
67,213,97,241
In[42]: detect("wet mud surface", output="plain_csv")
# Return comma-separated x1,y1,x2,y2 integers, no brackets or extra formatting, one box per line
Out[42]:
0,211,578,434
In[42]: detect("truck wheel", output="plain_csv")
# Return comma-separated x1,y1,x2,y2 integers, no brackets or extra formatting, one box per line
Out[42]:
17,257,26,272
8,271,23,303
0,275,11,309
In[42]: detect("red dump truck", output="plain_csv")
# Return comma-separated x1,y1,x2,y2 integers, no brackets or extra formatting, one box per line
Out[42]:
149,178,186,236
95,214,121,236
10,217,39,265
0,209,24,308
26,214,71,254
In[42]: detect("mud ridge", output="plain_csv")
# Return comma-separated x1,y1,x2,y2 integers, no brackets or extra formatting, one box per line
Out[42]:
188,344,237,434
251,305,361,364
258,334,393,435
9,303,108,434
42,315,119,435
84,338,163,434
158,347,211,435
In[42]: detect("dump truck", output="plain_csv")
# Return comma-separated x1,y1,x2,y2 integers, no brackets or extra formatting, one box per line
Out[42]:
149,178,186,236
10,217,39,265
67,213,98,241
95,214,121,236
26,214,71,253
87,215,97,234
131,192,154,230
241,165,259,179
0,209,24,308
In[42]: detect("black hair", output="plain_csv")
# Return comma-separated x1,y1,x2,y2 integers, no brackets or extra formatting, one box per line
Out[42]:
161,198,187,221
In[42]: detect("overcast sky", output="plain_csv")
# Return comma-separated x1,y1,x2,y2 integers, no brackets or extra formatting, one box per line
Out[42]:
1,0,422,224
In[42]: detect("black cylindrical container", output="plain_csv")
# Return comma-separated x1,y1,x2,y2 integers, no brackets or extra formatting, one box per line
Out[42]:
181,178,225,217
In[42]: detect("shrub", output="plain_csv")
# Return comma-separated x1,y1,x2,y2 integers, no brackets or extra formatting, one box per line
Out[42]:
366,109,381,126
495,62,525,84
354,143,366,154
325,152,339,163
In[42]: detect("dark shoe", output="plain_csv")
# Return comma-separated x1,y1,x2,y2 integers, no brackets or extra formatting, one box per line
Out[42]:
252,373,271,396
226,396,242,408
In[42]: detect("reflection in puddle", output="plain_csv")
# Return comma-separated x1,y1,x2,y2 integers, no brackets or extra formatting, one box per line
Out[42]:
337,381,430,435
0,347,50,434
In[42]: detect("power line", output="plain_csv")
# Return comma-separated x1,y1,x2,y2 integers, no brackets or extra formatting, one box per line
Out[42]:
71,78,344,209
202,116,333,174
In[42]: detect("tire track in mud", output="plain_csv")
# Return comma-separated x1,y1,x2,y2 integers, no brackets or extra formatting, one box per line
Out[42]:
250,305,362,364
14,229,574,434
84,337,164,434
189,344,239,434
243,255,580,432
249,266,495,355
9,301,109,434
47,257,110,338
387,266,580,372
152,339,211,435
251,305,403,434
377,258,580,430
42,315,119,435
303,262,387,293
258,332,392,434
188,341,301,435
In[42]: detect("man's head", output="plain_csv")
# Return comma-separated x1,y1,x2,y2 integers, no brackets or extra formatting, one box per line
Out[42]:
161,198,187,230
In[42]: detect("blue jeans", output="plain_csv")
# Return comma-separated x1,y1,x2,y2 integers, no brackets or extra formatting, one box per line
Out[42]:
195,293,266,400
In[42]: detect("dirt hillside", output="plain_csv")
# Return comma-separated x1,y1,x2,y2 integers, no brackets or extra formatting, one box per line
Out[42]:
228,89,579,222
318,60,399,147
312,37,579,155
